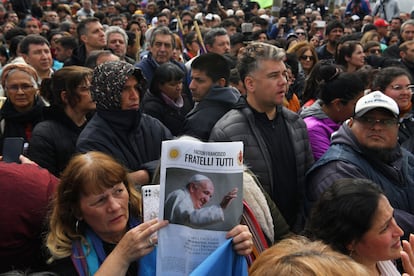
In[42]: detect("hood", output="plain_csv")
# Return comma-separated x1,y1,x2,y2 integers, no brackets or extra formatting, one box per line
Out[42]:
204,85,240,104
300,100,330,119
91,61,147,110
330,121,361,150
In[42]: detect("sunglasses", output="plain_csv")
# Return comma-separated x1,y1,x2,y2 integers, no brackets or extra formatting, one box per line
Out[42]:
296,32,306,36
300,55,314,61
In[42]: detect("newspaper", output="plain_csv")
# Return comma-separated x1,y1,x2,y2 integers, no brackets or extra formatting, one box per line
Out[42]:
156,139,244,276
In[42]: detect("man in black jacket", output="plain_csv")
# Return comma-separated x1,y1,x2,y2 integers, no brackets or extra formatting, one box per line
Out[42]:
181,53,240,141
210,43,314,232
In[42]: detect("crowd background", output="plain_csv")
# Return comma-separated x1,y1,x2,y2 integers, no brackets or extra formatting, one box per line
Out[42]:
2,0,414,274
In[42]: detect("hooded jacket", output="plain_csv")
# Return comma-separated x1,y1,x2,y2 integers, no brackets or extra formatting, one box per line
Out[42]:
306,122,414,238
76,61,172,177
300,100,341,160
182,85,240,141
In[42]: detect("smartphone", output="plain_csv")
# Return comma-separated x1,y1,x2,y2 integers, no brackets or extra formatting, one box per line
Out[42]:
142,184,160,222
2,137,24,163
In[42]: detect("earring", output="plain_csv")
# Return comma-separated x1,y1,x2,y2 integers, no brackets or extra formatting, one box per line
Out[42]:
75,220,80,233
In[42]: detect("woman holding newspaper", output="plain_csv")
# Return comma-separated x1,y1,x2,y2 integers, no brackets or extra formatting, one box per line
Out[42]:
45,151,253,275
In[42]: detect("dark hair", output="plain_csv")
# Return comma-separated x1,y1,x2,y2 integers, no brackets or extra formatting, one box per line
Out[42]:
84,50,118,68
184,31,197,48
8,35,25,59
150,25,175,48
318,67,364,104
335,40,363,68
40,66,93,108
191,53,230,85
77,17,101,41
150,63,184,96
325,20,344,35
56,36,78,50
302,61,340,104
19,34,50,55
372,66,413,91
306,178,384,254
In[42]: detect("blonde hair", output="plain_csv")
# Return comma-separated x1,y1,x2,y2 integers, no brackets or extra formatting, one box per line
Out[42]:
249,236,370,276
46,151,142,261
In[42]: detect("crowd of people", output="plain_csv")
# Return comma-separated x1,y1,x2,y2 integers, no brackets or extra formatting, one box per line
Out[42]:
2,0,414,274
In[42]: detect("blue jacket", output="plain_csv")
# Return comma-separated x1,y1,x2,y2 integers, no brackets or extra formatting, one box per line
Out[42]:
307,122,414,239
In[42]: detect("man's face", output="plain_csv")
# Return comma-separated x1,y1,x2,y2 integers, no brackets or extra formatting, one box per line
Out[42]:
149,34,173,64
401,43,414,63
206,35,230,55
22,43,53,74
350,109,399,150
25,20,41,35
82,21,106,50
120,75,140,110
189,69,214,102
107,33,126,57
55,43,73,62
245,60,288,109
327,27,343,44
46,11,59,24
390,19,401,32
401,24,414,42
7,12,19,24
189,181,214,209
157,16,169,26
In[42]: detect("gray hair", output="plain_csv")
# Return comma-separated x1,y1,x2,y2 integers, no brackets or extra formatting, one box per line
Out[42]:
105,25,128,44
149,25,175,48
204,27,228,47
187,174,212,189
401,19,414,34
237,42,286,82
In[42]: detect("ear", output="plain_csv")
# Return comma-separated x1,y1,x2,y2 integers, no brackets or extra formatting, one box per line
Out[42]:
60,90,69,104
400,50,406,59
330,98,342,111
244,75,254,94
205,44,212,52
80,34,87,44
346,240,356,253
21,53,29,63
216,77,226,88
348,117,354,127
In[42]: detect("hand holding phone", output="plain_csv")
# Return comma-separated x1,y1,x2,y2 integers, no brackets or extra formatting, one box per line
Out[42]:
2,137,24,163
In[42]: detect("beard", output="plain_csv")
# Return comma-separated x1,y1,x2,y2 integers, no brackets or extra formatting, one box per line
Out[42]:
360,145,398,164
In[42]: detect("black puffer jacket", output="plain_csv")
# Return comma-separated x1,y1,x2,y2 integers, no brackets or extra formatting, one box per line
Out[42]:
209,97,314,231
28,106,87,176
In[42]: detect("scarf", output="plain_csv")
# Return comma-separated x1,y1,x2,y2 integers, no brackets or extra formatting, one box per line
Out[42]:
71,217,156,276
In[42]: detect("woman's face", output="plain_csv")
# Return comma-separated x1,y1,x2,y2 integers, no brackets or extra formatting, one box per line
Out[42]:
299,50,315,72
5,71,37,112
383,75,413,111
352,195,403,265
79,183,130,243
159,79,183,100
74,77,96,113
346,44,365,70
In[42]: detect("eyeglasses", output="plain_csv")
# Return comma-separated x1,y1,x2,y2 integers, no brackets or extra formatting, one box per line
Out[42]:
389,84,414,94
300,55,314,61
296,32,306,36
369,49,381,54
355,117,399,128
6,84,35,93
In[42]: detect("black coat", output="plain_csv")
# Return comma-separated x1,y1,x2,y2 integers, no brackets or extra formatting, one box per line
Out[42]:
28,106,87,176
141,91,191,136
76,109,173,178
0,97,44,153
